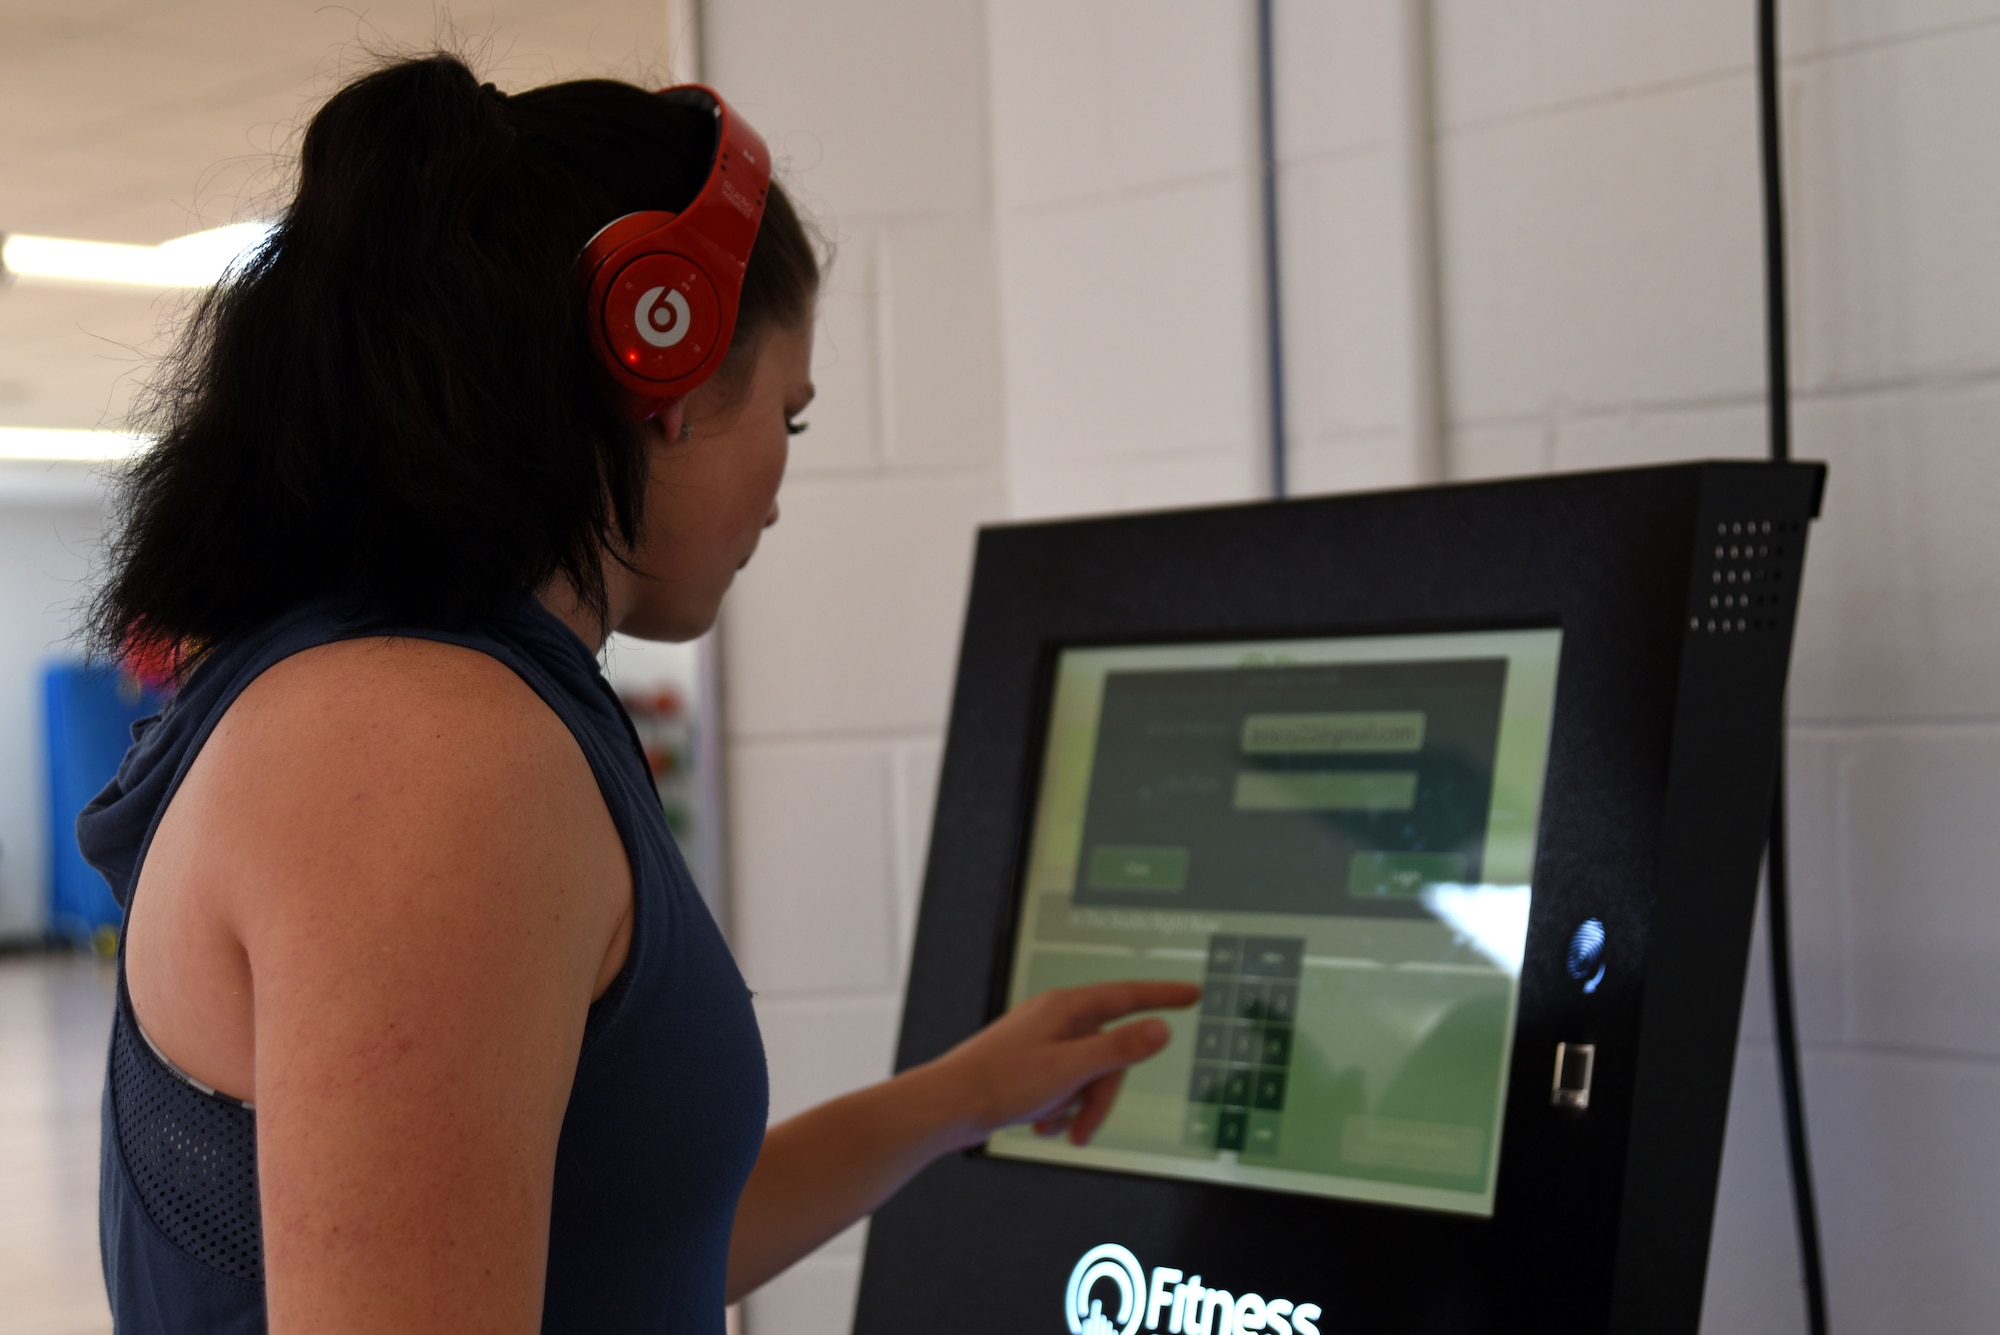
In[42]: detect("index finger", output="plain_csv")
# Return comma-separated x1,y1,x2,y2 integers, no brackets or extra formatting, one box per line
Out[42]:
1055,980,1202,1029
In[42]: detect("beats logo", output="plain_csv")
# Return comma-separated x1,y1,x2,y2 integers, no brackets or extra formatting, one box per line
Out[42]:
599,251,718,386
636,285,692,349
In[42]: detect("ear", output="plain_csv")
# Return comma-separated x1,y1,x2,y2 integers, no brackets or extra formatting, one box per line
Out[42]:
651,396,689,444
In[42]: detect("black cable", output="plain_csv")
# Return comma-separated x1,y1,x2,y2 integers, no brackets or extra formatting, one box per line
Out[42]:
1764,764,1829,1333
1759,1,1793,467
1254,0,1288,500
1756,3,1829,1331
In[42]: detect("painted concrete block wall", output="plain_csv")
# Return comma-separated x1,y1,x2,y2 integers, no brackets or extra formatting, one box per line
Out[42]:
986,0,1269,517
987,0,1442,505
701,1,1004,1328
710,1,2000,1331
1272,2,1445,495
0,503,107,936
1426,2,2000,1330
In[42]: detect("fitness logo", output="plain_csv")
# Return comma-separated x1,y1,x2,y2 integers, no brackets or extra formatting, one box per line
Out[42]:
1068,1245,1147,1335
635,285,692,348
1066,1243,1320,1335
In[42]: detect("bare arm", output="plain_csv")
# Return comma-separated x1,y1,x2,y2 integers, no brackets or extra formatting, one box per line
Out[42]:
726,981,1199,1301
149,641,631,1334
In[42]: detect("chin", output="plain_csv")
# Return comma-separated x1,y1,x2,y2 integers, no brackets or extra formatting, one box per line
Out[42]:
617,601,721,644
619,618,712,644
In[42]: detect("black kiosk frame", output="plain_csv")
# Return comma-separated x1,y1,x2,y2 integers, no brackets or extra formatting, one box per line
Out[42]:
855,461,1825,1335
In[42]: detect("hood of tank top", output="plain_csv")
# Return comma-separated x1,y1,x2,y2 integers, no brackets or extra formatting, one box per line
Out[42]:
75,596,623,913
76,702,172,911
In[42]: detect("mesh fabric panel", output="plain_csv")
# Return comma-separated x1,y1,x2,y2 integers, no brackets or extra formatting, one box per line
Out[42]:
110,999,264,1283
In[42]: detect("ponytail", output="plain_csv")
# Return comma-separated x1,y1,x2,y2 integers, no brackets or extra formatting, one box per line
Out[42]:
91,53,820,664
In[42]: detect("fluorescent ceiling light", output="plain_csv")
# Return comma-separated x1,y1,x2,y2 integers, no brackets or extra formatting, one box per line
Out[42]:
0,428,150,463
1,221,273,289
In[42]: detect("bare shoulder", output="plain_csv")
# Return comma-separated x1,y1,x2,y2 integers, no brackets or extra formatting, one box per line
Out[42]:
165,632,629,974
217,634,578,781
145,636,635,1330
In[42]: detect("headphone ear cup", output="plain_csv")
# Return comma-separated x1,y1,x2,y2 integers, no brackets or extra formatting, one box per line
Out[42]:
575,86,770,417
598,253,722,386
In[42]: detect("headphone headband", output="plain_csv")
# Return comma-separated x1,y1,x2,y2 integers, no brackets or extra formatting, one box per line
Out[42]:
580,85,773,420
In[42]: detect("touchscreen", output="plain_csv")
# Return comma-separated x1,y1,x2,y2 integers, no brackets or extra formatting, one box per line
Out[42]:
988,628,1562,1216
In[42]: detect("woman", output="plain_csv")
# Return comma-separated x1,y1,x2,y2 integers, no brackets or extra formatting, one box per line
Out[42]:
83,54,1193,1333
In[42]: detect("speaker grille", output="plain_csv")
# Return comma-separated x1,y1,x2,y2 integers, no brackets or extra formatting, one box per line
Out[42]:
1688,517,1804,636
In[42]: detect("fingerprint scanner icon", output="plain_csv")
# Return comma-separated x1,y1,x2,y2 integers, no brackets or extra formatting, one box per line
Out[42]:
1568,918,1607,994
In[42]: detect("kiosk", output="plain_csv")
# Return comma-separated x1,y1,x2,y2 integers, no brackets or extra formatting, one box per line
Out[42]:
854,461,1825,1334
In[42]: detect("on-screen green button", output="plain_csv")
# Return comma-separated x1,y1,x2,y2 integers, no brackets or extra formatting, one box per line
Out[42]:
1087,845,1190,891
1348,851,1468,899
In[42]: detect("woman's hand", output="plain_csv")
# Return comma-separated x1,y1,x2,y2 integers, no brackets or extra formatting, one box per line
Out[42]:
925,981,1202,1148
727,980,1199,1300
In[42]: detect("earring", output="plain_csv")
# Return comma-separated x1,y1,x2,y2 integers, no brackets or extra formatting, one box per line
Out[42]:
678,422,694,441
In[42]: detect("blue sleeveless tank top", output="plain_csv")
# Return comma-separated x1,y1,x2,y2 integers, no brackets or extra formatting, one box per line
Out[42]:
80,597,767,1334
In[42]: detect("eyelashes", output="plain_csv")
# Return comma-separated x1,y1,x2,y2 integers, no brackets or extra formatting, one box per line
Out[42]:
785,419,810,437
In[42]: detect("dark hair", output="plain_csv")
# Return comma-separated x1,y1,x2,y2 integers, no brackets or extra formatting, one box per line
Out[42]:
89,53,819,667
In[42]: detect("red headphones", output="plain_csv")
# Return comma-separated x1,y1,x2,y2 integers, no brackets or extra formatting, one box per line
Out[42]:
579,85,772,421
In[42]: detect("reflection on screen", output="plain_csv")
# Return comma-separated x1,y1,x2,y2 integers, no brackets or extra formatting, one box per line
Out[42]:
988,629,1562,1217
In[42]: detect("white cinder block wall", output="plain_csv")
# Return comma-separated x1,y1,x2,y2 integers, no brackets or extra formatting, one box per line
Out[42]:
701,1,1005,1328
0,503,106,936
987,0,1268,516
711,2,2000,1331
1428,3,2000,1331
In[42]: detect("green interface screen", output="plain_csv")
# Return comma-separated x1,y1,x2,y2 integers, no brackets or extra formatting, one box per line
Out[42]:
988,628,1563,1216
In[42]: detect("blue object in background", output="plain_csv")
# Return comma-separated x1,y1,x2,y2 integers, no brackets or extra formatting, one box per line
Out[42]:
45,663,162,945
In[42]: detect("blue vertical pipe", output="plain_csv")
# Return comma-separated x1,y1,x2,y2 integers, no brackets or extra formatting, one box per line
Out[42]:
1256,0,1289,499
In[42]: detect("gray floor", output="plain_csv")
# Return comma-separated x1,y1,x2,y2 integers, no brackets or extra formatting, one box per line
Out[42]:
0,953,114,1334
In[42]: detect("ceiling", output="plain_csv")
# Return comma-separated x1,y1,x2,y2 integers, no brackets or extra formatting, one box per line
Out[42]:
0,0,677,431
